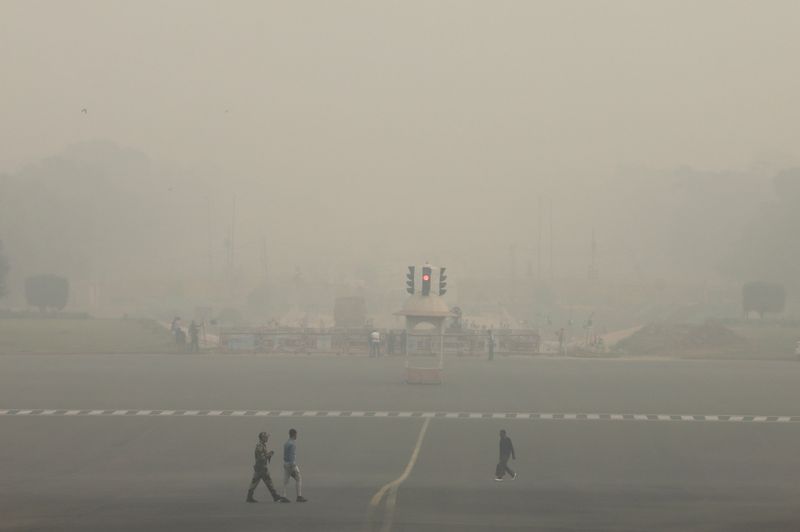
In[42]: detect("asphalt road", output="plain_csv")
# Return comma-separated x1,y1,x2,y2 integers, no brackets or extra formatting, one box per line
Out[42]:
2,355,800,531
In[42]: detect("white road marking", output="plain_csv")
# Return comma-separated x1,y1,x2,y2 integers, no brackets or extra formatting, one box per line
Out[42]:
1,409,798,423
369,417,431,532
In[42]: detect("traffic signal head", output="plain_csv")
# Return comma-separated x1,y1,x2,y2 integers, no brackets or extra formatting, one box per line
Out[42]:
406,266,415,294
439,267,447,296
421,266,432,296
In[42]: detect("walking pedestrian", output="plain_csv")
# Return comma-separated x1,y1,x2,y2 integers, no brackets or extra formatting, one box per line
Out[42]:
246,432,290,503
369,330,381,357
494,429,517,481
283,429,307,502
488,329,495,361
189,320,200,353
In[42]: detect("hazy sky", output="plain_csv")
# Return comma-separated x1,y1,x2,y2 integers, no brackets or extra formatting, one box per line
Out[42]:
2,1,799,282
3,0,799,170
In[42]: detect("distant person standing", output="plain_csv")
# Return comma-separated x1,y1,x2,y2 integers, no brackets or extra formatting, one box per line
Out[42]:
387,331,395,355
557,328,566,355
283,429,307,502
494,429,517,481
171,317,182,345
488,329,495,361
369,330,381,357
189,320,200,353
246,432,290,503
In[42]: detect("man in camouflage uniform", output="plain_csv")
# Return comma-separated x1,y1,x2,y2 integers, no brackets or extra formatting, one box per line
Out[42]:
246,432,290,503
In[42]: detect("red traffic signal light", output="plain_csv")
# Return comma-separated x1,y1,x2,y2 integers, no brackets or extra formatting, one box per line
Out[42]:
421,266,432,296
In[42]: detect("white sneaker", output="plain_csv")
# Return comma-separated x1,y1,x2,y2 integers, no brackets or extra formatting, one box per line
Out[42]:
494,477,504,482
511,472,518,480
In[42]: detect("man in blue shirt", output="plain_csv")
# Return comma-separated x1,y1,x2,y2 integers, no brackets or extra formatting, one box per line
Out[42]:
283,428,307,502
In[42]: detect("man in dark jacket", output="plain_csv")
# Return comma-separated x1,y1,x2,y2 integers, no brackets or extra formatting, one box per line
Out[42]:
246,432,290,503
494,429,517,481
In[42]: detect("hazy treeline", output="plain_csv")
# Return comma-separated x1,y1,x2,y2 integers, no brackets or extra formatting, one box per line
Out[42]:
1,140,797,317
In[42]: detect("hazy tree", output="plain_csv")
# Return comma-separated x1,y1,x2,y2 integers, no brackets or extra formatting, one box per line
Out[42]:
742,282,786,319
723,169,800,292
25,274,69,312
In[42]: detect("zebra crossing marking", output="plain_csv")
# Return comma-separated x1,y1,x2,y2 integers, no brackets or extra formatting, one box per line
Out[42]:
2,408,800,423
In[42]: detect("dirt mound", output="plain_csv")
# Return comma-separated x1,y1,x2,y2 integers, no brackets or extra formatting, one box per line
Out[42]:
617,320,748,356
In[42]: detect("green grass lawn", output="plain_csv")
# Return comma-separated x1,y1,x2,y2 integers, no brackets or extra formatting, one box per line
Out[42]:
0,318,177,354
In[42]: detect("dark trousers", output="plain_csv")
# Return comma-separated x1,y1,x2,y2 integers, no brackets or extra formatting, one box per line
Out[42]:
249,467,280,500
495,455,515,478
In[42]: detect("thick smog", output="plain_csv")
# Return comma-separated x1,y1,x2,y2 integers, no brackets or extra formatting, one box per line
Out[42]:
2,2,800,531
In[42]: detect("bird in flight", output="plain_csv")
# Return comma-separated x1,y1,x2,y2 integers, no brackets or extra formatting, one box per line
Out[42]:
81,108,88,114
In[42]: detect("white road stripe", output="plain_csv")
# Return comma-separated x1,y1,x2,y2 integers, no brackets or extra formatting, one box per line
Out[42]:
1,409,799,423
369,417,431,532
